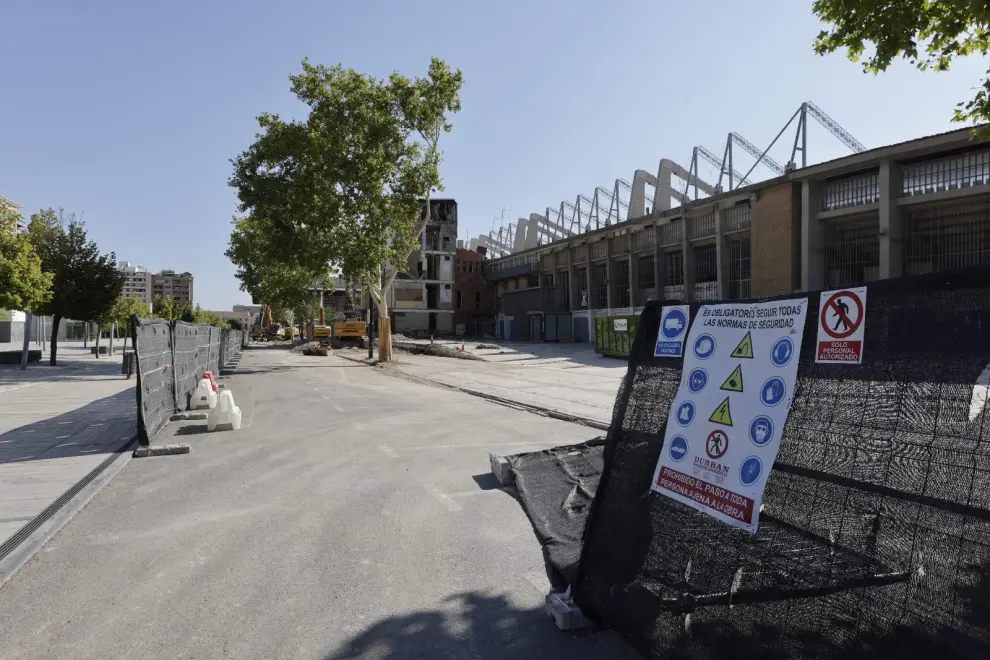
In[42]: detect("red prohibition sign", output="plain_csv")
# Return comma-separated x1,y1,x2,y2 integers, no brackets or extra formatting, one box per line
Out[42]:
820,290,864,340
706,430,729,459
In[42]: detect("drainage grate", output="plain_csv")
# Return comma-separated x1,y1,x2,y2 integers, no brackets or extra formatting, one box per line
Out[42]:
0,437,136,563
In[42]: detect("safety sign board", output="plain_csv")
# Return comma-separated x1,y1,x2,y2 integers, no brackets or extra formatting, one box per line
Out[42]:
654,305,691,358
709,397,734,426
652,297,809,533
720,365,744,393
815,286,867,364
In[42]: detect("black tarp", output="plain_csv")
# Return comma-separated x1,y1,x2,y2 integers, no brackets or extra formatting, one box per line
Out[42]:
507,437,606,589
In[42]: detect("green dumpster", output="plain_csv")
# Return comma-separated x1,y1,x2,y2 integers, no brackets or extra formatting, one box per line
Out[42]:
595,314,640,358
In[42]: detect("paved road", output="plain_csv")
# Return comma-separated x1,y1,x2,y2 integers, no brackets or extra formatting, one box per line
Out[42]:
0,345,134,548
0,345,635,659
371,342,626,426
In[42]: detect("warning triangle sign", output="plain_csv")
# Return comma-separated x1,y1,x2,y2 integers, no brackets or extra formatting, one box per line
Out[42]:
709,397,733,427
730,332,754,359
720,365,744,393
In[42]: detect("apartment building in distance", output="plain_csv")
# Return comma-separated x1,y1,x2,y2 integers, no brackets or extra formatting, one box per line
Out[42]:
153,270,194,307
118,261,153,304
1,194,24,233
391,198,458,335
117,262,195,308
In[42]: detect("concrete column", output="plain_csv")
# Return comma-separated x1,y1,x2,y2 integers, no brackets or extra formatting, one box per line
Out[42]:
629,253,639,308
878,161,904,279
604,240,614,311
653,225,664,299
801,180,826,291
585,246,596,342
566,247,576,311
681,217,695,302
714,206,729,299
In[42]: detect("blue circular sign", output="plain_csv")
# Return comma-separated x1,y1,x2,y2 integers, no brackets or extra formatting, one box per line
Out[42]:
749,415,775,447
760,377,787,407
693,334,717,360
770,337,795,368
675,401,696,427
687,368,708,393
661,308,688,340
669,436,688,462
740,456,763,487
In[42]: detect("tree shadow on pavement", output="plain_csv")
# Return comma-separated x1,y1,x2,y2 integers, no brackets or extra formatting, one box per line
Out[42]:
324,591,637,660
0,390,136,465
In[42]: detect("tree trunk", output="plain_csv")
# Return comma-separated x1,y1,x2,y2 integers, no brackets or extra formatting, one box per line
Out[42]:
50,316,61,366
20,312,33,371
109,321,116,357
377,298,392,362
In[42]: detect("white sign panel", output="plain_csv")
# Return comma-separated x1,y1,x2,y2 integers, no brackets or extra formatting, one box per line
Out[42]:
815,286,867,364
651,298,809,533
614,319,628,332
654,305,690,358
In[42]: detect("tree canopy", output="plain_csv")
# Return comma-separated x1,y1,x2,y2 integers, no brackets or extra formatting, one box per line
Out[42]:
813,0,990,129
0,202,52,314
109,294,150,329
227,57,462,359
28,208,122,364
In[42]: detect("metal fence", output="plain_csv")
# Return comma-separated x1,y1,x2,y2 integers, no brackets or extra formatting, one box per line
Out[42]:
131,316,244,444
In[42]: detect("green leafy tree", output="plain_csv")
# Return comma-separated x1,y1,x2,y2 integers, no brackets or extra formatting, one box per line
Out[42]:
0,202,53,317
109,294,150,339
225,213,325,315
229,58,462,361
151,295,181,321
28,209,122,366
813,1,990,130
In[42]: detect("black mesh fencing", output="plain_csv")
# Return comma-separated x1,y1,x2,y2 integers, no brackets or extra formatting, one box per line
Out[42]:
507,438,606,590
131,316,244,444
131,317,175,445
572,265,990,660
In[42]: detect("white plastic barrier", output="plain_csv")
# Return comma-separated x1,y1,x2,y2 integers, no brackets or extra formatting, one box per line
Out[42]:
207,389,242,431
191,377,218,410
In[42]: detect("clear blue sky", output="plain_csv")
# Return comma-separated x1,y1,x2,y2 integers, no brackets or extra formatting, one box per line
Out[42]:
1,1,985,309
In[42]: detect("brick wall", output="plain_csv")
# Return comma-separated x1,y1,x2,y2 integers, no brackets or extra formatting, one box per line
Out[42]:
750,181,801,297
455,248,496,328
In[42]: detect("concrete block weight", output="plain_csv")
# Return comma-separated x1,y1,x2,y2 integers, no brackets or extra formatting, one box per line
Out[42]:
545,590,590,631
489,452,514,487
133,444,191,458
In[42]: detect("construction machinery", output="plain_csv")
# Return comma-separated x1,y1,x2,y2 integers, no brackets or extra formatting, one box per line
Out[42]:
333,319,367,347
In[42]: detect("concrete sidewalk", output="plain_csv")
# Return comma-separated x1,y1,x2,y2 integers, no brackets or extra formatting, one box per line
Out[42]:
0,344,135,551
341,341,627,426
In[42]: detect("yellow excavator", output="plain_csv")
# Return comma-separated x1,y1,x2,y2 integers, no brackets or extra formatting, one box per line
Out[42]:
250,304,286,342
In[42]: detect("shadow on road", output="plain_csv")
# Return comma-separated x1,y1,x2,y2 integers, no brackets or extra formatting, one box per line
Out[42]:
323,591,634,660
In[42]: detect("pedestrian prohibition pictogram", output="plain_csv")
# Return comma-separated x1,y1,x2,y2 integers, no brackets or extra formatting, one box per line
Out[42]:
719,365,744,392
820,290,864,340
706,429,729,459
708,397,733,426
730,331,754,359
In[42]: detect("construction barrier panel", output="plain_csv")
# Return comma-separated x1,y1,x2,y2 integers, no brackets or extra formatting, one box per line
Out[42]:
131,316,244,445
594,314,639,358
131,317,174,445
572,266,990,659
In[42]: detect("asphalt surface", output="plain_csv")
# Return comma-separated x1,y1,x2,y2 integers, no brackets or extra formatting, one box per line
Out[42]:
0,345,637,659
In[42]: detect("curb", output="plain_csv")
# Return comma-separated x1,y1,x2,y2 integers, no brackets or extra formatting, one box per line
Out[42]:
334,351,610,432
0,437,137,589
